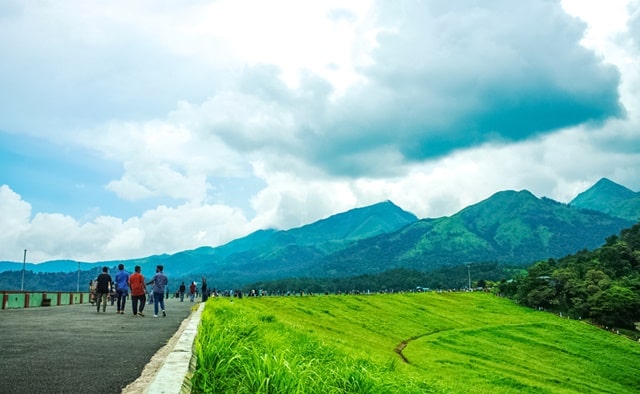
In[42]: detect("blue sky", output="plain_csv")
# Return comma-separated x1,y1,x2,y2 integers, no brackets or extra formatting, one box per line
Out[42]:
1,0,639,263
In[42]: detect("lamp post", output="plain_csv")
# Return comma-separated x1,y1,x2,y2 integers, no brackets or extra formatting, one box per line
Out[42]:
21,249,27,291
77,261,80,292
466,263,471,290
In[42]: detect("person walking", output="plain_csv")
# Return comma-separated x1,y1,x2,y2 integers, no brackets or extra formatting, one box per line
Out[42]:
189,281,196,302
128,265,146,317
115,264,130,314
179,282,186,302
89,280,97,304
201,277,208,302
95,267,113,313
147,265,168,318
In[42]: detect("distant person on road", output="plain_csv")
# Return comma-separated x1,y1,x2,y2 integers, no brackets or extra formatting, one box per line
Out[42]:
147,265,168,317
95,267,113,313
89,280,97,304
179,282,186,302
110,283,117,305
189,281,196,302
115,264,130,314
201,277,208,302
128,265,146,317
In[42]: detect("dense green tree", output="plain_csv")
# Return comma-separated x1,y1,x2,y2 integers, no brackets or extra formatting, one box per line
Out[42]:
588,284,640,328
621,223,640,250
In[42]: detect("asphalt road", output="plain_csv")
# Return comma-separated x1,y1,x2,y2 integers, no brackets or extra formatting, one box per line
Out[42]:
0,298,198,394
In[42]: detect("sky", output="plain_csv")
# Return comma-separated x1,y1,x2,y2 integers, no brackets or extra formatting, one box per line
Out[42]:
1,0,639,263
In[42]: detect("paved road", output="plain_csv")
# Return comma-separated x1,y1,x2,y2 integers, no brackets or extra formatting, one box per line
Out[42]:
0,298,199,394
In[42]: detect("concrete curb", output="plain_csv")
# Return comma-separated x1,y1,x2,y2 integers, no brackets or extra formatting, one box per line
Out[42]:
124,302,205,394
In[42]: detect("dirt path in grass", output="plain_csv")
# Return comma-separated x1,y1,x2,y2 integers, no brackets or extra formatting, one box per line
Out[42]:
394,331,440,363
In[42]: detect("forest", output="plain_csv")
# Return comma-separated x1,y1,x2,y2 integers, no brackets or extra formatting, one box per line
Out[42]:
499,222,640,328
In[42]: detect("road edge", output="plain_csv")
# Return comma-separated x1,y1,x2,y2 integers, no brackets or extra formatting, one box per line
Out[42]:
122,302,205,394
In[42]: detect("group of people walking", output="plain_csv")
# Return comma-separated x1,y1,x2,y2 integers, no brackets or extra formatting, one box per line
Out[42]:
92,264,169,318
177,278,210,302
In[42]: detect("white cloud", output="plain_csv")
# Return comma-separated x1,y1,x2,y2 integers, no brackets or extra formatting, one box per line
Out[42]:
0,185,255,262
0,186,32,260
1,0,639,264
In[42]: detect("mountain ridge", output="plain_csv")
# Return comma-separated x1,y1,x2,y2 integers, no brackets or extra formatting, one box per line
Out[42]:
310,189,634,277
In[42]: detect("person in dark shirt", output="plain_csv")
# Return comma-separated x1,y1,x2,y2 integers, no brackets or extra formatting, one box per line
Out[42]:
179,282,186,302
201,277,208,302
95,266,113,313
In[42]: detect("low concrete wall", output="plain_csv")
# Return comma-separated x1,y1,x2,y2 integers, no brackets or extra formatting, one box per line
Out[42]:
1,291,91,309
29,293,43,307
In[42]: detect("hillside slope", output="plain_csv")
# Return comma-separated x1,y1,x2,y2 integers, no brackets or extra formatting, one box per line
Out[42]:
195,293,640,393
190,201,418,285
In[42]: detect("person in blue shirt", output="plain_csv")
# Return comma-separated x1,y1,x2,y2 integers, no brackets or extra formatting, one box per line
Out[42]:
115,264,130,315
147,265,168,317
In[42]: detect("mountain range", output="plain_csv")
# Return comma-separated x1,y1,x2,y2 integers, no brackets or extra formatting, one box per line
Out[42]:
1,178,639,289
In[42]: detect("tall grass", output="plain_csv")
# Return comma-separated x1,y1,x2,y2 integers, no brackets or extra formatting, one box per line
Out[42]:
192,301,427,393
192,292,640,393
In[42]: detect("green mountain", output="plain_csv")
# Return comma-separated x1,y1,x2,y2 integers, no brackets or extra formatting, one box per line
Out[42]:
570,177,640,222
183,201,418,286
3,180,640,291
312,190,635,277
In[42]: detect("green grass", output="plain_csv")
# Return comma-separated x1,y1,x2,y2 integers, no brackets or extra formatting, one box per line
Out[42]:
192,292,640,393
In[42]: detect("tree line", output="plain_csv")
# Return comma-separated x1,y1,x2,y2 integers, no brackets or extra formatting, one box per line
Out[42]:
243,262,524,295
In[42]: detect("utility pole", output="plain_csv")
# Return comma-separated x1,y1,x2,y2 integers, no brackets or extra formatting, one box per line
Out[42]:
77,261,80,292
21,249,27,291
467,263,471,290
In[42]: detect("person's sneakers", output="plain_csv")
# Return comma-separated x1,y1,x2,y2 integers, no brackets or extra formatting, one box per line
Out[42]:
153,314,158,318
162,310,166,317
138,312,145,317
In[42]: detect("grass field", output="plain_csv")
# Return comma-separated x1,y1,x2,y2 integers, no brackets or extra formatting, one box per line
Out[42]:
192,292,640,393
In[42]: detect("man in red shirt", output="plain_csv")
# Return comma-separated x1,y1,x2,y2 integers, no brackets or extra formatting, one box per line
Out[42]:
189,281,196,302
128,265,147,317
